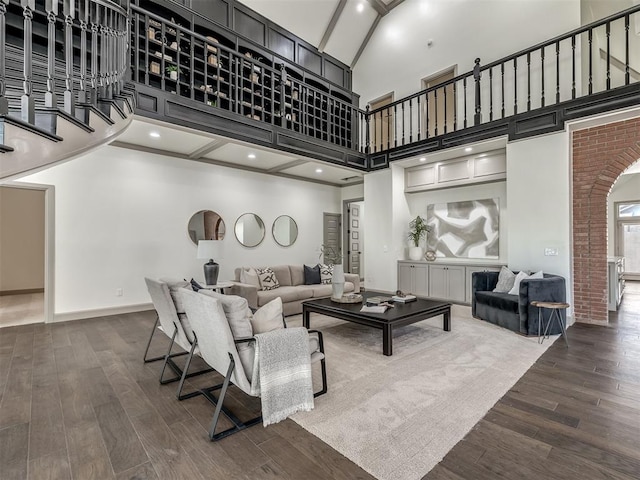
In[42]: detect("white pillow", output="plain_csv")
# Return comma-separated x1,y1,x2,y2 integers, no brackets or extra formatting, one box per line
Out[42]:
493,266,516,293
507,271,529,295
250,297,284,334
240,267,260,289
508,270,543,295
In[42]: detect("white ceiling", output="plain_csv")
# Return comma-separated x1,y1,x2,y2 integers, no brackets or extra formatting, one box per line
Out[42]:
112,117,365,186
238,0,406,68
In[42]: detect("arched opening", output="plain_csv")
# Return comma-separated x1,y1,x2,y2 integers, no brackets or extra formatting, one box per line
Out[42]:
572,117,640,323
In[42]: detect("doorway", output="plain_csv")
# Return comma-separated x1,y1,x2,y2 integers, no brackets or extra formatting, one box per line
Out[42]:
322,212,342,264
369,93,394,153
422,67,456,137
0,185,47,327
615,201,640,281
343,198,364,281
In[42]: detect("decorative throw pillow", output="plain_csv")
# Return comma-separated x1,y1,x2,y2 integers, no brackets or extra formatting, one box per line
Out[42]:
256,267,280,291
303,264,321,285
160,278,191,313
240,267,261,289
319,264,333,285
507,271,536,295
250,297,284,334
493,266,516,293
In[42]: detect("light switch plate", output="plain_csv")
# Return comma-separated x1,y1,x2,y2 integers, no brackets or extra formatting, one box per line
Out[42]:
544,248,559,256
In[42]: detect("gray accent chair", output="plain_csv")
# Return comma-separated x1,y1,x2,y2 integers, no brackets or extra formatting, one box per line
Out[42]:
178,289,327,441
143,278,212,400
471,271,566,336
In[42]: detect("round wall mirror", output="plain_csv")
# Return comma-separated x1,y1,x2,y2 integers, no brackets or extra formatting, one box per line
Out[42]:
234,213,265,248
272,215,298,247
187,210,226,245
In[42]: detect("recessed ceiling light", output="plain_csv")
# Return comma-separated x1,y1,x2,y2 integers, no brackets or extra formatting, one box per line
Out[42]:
247,153,256,159
356,2,364,12
465,147,473,153
149,132,160,138
315,168,323,173
419,157,426,162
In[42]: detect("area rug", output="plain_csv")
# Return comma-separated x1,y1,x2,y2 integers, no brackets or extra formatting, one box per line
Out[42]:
288,305,556,480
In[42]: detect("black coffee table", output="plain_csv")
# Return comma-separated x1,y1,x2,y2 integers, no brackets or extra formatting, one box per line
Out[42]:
302,292,451,356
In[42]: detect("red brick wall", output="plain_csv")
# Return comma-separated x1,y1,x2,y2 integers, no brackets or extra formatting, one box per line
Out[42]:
572,117,640,323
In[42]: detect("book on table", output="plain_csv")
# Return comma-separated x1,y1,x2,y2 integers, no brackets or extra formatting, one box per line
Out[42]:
366,296,392,305
360,304,388,313
392,294,417,303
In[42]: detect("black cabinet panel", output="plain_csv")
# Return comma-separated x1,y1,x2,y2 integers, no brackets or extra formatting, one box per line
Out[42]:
268,28,295,61
324,59,345,89
298,45,322,75
191,0,229,27
234,8,265,45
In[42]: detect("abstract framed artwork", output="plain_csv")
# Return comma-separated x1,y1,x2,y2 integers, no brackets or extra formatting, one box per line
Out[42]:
426,198,499,259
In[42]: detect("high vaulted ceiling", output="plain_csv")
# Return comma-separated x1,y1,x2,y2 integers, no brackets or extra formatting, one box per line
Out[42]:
238,0,406,67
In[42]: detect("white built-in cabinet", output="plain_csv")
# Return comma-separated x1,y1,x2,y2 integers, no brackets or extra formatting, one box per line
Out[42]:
397,261,503,304
398,262,429,296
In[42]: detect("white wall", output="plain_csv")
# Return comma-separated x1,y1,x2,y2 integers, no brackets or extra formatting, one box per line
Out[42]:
608,171,640,256
405,181,508,264
506,131,572,303
22,146,342,316
353,0,582,107
0,187,45,292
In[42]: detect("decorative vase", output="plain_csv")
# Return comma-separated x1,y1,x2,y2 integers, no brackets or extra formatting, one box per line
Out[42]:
409,246,424,261
332,264,345,299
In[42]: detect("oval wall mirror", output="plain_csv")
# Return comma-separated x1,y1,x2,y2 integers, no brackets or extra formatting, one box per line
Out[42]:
187,210,226,245
234,213,265,248
272,215,298,247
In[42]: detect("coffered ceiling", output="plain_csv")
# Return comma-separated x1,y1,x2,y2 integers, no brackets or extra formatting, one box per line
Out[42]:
239,0,406,67
111,117,365,187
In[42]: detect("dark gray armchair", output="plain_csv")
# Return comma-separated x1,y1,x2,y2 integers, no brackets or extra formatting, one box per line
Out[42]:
472,271,566,335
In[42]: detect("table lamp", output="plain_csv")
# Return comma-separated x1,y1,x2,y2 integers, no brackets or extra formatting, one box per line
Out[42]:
197,240,221,286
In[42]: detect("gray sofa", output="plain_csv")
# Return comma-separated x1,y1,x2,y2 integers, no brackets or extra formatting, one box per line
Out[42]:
472,271,566,336
228,265,360,316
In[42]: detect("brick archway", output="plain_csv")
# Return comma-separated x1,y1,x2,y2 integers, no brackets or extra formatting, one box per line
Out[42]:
572,117,640,323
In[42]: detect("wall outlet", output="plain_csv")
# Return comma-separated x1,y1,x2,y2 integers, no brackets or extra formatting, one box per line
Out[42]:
544,248,559,256
116,288,123,297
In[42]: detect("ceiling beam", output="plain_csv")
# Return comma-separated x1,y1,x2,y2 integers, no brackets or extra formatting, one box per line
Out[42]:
365,0,388,16
318,0,347,52
267,159,309,173
350,14,381,68
386,0,405,12
188,139,228,158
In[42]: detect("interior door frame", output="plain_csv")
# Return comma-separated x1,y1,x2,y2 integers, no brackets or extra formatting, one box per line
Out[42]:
343,197,364,278
0,181,55,324
615,199,640,280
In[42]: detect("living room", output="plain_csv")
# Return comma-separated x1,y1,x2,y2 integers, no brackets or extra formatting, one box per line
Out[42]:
1,0,640,478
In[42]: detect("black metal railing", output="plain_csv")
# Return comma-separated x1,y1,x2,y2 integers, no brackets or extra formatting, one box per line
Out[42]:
0,0,130,124
130,5,366,152
366,4,640,154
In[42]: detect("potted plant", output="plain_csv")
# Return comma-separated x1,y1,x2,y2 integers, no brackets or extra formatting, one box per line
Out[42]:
407,215,431,261
166,65,179,80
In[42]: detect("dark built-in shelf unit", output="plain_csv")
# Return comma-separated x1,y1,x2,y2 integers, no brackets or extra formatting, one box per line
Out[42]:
130,0,365,166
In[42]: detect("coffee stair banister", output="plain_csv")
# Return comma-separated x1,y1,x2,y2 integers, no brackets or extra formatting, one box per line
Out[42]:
0,0,135,180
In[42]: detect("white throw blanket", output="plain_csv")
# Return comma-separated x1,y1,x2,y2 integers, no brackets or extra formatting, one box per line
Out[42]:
250,327,314,426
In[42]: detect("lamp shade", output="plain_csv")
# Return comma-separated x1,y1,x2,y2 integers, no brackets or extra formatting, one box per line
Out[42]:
197,240,221,260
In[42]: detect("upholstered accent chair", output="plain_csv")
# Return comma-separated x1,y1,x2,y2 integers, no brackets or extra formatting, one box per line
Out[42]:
178,289,327,441
143,278,212,399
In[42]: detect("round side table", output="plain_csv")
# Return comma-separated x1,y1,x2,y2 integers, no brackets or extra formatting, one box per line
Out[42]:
531,301,570,347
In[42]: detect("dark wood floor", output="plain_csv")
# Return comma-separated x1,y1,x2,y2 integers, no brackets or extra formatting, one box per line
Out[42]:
0,283,639,479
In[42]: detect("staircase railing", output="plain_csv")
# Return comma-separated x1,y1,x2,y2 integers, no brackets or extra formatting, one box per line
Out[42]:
0,0,131,126
365,4,640,155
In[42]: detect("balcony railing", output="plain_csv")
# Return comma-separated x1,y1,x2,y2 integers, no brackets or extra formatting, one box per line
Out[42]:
0,0,130,124
366,4,640,155
130,5,367,152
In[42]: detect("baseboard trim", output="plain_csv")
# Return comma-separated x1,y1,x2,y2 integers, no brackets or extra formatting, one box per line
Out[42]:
0,288,45,296
52,303,154,323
